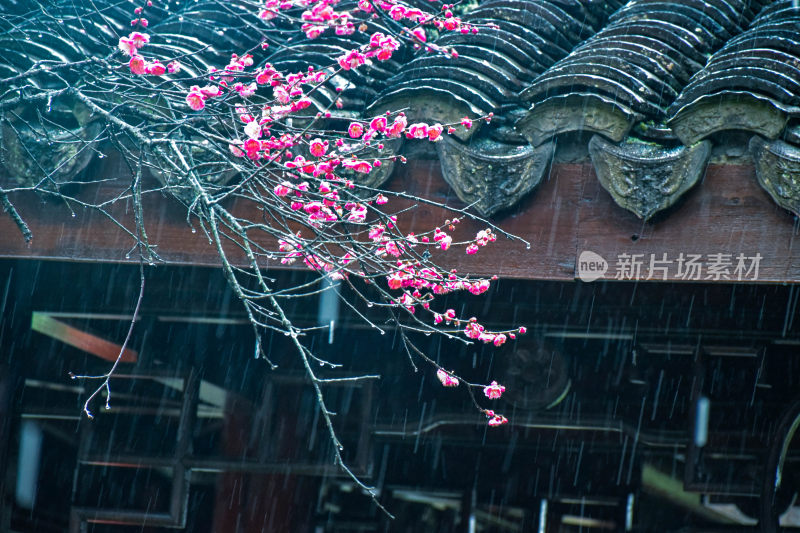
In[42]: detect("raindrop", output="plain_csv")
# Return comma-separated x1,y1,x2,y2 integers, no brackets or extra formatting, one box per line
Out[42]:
45,94,52,113
190,227,196,233
70,213,76,218
366,302,373,307
98,153,106,159
526,243,531,250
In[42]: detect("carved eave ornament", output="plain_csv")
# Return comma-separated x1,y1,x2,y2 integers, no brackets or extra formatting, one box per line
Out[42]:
750,135,800,217
436,134,554,217
0,96,102,188
589,135,711,220
515,92,641,147
669,91,793,146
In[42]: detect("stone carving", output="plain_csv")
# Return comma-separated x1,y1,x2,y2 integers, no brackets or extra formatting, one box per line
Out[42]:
146,141,241,204
589,135,711,220
669,91,791,145
750,135,800,217
515,92,639,147
436,134,554,217
1,96,101,188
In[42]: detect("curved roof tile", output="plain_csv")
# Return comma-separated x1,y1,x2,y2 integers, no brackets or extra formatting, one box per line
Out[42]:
6,0,800,222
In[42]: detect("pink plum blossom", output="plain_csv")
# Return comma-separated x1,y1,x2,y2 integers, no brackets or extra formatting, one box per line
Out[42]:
347,204,367,222
309,138,327,157
464,320,484,339
348,122,364,138
118,38,136,56
487,411,508,427
406,123,429,139
483,381,505,399
436,369,459,387
186,90,205,111
370,116,387,132
244,121,262,139
274,181,291,196
385,114,407,137
144,60,165,75
468,279,490,295
337,50,366,70
129,55,146,75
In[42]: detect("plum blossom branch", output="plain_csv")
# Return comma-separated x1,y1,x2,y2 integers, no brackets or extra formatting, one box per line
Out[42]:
0,0,532,514
69,262,146,419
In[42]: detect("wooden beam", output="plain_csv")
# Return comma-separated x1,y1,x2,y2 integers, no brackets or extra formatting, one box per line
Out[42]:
31,312,138,363
576,164,800,283
1,158,798,282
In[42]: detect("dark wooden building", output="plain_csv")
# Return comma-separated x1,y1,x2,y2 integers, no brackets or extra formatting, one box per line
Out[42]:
2,0,800,531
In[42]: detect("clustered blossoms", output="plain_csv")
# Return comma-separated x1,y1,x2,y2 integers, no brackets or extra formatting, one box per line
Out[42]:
336,32,399,70
120,0,493,167
466,229,497,255
297,0,477,50
117,25,180,77
117,0,521,429
435,372,509,427
485,410,508,427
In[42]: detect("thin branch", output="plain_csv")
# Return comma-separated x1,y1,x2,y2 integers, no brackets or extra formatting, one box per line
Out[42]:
70,262,146,418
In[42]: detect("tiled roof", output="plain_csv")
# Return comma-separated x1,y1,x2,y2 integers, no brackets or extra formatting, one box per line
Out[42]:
377,0,800,219
2,0,800,220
